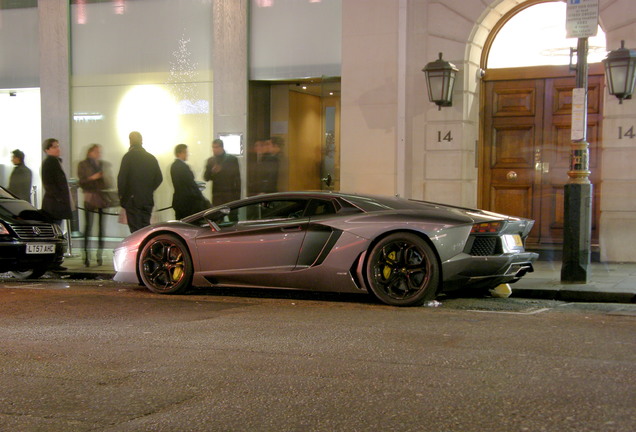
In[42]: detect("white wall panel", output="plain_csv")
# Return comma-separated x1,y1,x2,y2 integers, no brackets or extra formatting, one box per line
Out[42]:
250,0,341,80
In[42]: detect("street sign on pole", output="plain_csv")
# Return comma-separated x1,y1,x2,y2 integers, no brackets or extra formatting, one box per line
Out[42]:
566,0,599,39
571,88,586,141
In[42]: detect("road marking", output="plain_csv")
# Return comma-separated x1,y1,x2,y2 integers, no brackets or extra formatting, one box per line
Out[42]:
467,307,552,315
0,283,70,290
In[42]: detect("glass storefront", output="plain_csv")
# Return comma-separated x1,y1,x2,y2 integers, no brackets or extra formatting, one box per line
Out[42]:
70,0,213,237
0,4,41,205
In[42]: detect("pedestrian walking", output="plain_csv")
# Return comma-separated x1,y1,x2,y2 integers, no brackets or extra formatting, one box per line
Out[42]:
117,131,163,233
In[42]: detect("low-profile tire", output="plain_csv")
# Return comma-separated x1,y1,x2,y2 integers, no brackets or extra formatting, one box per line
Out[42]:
365,232,439,306
138,234,193,294
10,266,47,280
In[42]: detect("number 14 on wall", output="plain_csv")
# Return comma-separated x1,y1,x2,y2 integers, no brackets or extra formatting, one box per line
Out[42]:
618,126,635,139
437,131,453,143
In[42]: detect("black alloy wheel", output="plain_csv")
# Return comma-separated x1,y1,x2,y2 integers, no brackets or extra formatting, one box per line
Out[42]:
138,234,193,294
366,232,439,306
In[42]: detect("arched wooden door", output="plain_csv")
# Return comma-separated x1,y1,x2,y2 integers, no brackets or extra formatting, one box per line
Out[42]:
480,65,603,248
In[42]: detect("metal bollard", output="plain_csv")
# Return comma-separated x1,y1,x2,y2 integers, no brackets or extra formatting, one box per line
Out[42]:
31,185,38,207
68,178,83,238
65,219,74,257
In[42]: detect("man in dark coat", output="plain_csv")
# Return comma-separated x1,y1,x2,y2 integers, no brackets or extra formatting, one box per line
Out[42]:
203,139,241,206
170,144,209,219
8,149,32,203
41,138,72,226
117,131,163,233
258,137,282,194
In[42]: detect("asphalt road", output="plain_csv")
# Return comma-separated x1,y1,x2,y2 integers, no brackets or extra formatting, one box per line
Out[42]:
1,279,634,432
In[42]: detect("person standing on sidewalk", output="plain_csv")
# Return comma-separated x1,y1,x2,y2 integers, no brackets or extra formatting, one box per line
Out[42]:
117,131,163,233
203,139,241,206
41,138,72,227
8,149,32,203
171,143,209,219
78,144,109,267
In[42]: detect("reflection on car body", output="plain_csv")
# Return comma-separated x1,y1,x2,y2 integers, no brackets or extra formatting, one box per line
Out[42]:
114,191,538,306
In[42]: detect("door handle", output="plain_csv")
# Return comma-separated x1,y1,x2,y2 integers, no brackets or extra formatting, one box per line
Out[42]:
281,226,303,232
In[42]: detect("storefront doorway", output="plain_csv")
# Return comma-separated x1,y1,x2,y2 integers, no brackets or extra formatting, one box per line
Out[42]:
248,78,340,195
481,65,603,247
478,1,607,250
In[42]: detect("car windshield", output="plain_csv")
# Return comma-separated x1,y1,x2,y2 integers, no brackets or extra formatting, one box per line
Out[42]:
0,199,49,222
0,188,16,199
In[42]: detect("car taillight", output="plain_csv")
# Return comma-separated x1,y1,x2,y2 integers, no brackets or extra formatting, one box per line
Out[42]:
471,221,503,234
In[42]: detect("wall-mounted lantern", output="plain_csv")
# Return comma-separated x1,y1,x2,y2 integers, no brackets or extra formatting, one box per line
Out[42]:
603,40,636,104
422,52,458,110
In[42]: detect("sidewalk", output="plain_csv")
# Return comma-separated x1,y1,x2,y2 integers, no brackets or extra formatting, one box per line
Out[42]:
53,250,636,303
511,260,636,303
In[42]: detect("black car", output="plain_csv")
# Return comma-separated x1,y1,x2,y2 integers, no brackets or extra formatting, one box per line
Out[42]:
0,186,67,278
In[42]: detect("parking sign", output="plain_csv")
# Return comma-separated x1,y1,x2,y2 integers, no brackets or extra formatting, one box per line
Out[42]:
566,0,599,38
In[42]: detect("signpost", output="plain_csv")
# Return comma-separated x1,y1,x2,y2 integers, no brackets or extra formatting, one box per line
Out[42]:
561,0,599,283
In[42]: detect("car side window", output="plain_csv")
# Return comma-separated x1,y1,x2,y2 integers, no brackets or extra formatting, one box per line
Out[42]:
212,199,309,228
256,200,308,220
306,199,337,218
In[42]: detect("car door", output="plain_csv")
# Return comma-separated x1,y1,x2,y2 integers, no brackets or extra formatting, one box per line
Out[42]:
195,198,310,273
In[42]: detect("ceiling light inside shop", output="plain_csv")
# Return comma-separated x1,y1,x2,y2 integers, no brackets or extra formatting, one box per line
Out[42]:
116,85,179,156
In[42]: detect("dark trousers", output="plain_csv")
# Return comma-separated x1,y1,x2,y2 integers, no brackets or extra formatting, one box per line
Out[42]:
125,206,152,233
84,208,104,256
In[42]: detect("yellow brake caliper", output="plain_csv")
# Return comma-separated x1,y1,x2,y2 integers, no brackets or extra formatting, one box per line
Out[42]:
383,251,397,279
172,266,183,281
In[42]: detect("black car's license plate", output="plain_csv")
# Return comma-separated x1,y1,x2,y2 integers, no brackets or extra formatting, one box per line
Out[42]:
26,243,55,254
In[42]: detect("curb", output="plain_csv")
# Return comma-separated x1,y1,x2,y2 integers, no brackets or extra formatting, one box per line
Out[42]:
511,288,635,303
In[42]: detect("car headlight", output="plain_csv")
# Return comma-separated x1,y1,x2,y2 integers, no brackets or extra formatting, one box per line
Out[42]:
0,222,9,235
52,223,63,236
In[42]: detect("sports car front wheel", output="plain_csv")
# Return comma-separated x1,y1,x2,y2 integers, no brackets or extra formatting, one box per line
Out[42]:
366,233,439,306
138,234,193,294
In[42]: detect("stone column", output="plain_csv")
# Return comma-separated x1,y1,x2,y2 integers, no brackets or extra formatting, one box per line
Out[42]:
212,0,248,198
38,0,71,174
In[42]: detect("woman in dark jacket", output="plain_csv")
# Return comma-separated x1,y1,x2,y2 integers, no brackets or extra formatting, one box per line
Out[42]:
78,144,109,267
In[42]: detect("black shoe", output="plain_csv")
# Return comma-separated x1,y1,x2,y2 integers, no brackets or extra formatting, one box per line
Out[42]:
52,265,67,271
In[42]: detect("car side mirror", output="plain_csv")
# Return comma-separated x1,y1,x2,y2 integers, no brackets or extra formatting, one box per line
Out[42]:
207,219,221,232
204,206,231,232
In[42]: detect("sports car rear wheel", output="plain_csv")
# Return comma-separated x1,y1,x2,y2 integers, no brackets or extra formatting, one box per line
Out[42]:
138,234,193,294
366,233,439,306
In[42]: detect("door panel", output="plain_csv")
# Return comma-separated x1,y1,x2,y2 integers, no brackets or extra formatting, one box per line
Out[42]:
484,79,543,244
196,220,308,273
482,70,602,247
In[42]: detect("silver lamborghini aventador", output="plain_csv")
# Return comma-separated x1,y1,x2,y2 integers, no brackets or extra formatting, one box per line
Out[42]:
113,191,538,306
